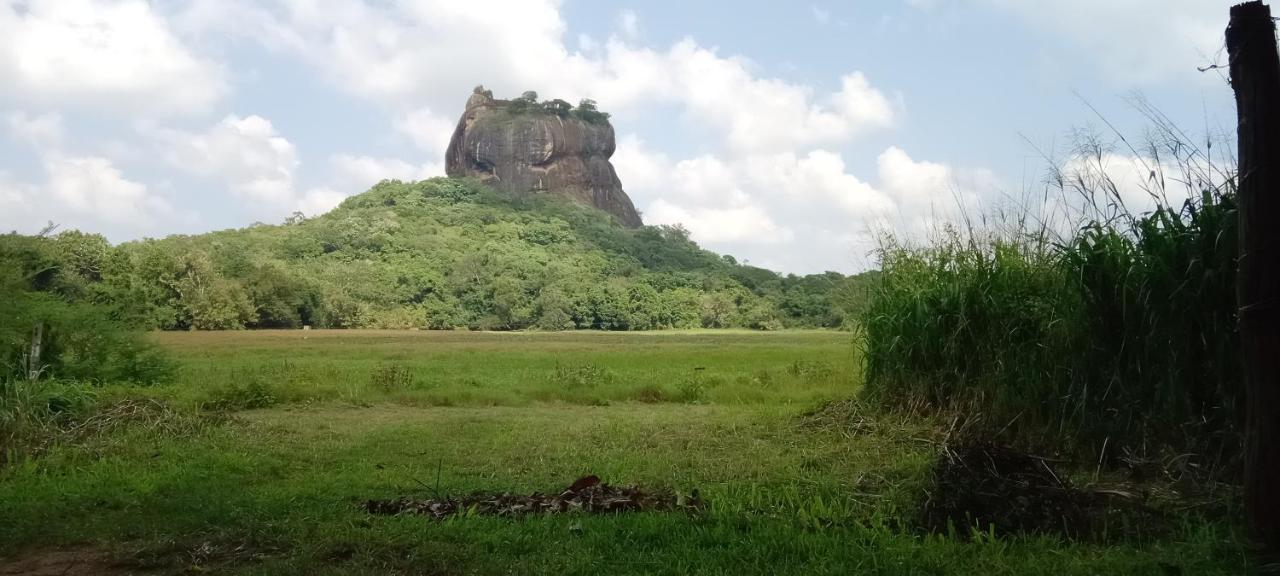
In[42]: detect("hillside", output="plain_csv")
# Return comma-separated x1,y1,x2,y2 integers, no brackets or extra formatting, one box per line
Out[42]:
2,177,869,331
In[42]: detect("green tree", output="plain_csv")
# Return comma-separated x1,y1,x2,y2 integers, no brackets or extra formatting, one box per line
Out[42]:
573,98,611,124
244,261,310,328
52,230,110,284
542,98,572,117
422,294,466,330
169,251,256,330
535,286,575,331
659,287,701,328
700,292,736,328
318,289,367,328
492,276,533,329
626,283,661,330
588,282,632,330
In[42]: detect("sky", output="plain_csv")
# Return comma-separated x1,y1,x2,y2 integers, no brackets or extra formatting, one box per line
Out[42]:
0,0,1243,273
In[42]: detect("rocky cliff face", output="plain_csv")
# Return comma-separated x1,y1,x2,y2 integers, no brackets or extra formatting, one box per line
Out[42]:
445,87,643,227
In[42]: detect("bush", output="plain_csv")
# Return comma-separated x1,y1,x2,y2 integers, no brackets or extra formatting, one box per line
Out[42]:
203,378,278,411
549,362,615,389
1,288,174,385
370,364,415,391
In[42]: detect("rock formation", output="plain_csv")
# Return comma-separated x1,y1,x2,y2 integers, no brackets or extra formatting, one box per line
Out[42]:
445,86,643,227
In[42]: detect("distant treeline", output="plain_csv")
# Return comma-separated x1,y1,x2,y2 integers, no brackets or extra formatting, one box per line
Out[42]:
1,178,876,333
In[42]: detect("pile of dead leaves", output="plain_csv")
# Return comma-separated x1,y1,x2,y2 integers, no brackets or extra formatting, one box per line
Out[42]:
364,475,704,520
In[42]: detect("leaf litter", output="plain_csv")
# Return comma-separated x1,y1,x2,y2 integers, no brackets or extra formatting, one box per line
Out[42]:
364,475,705,520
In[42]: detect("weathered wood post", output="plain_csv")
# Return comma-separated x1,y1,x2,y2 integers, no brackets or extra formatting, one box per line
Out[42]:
26,322,42,381
1228,0,1280,562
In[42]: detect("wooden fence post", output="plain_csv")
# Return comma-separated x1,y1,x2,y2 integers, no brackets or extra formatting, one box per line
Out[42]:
1228,0,1280,562
26,322,42,381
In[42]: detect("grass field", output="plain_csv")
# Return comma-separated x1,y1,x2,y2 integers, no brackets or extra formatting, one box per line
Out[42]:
0,331,1247,574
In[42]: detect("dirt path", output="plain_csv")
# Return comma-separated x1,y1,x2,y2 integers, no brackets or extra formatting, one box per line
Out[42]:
0,547,137,575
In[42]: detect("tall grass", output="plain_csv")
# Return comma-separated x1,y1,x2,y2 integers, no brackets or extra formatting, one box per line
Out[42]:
861,119,1242,472
0,379,97,463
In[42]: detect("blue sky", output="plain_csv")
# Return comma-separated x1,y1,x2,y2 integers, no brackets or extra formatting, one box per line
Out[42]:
0,0,1241,273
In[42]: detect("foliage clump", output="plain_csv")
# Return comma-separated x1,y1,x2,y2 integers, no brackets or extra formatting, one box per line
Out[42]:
501,90,612,125
0,233,173,384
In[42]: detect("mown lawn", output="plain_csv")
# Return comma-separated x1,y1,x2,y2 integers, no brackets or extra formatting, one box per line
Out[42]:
0,331,1248,574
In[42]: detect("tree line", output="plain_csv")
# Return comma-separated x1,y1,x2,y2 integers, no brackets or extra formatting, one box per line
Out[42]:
1,177,874,334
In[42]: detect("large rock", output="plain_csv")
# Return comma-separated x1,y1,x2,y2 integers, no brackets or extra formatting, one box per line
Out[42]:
444,86,643,227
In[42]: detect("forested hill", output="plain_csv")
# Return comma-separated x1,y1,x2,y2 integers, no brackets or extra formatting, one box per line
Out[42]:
2,177,872,331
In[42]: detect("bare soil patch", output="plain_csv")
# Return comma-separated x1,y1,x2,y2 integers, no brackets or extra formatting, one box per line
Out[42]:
0,547,138,576
915,441,1168,541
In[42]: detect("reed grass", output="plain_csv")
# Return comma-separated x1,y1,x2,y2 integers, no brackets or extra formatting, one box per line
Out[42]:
861,118,1242,472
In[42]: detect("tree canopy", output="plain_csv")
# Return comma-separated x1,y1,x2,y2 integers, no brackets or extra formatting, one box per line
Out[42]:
0,177,874,332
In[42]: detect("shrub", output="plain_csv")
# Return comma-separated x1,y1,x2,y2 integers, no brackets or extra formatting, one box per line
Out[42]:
203,378,278,411
1,289,174,385
674,377,709,403
549,362,615,389
371,364,415,391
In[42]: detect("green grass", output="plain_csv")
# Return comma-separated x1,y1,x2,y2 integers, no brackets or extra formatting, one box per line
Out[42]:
0,331,1248,574
139,329,858,409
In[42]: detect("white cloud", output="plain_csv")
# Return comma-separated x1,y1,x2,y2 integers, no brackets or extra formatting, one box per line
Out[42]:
395,107,456,158
578,41,896,153
44,156,169,224
5,111,65,147
296,187,348,216
158,114,299,207
614,132,1004,272
617,9,641,40
0,156,175,238
1,109,177,237
877,145,973,217
614,136,794,246
678,54,893,153
330,154,443,193
0,171,30,212
1058,151,1193,218
153,114,358,219
0,0,226,116
646,199,792,244
179,1,894,156
150,115,442,219
744,149,894,217
873,145,1001,237
198,0,573,109
979,0,1230,85
610,134,671,195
